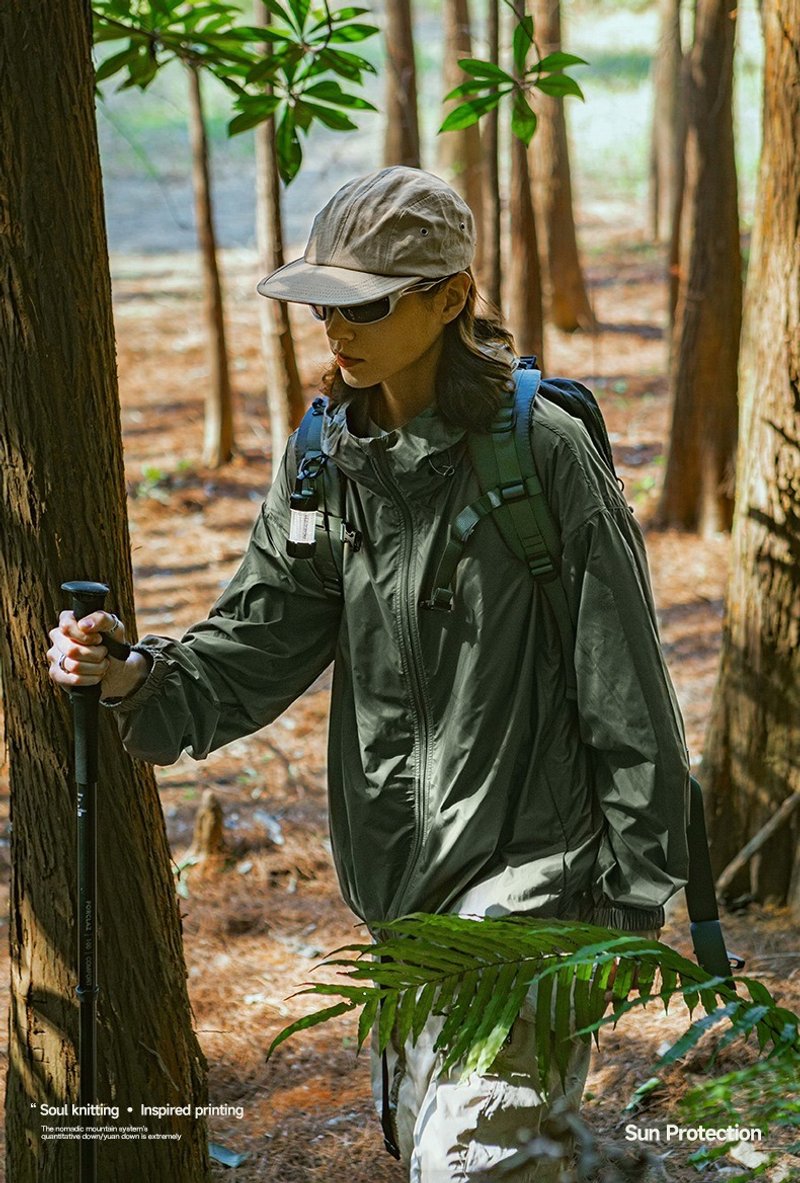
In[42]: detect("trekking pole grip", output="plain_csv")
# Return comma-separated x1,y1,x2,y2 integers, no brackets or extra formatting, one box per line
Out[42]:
61,581,109,785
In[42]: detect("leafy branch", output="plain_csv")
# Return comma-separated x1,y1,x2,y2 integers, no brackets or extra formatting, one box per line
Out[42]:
91,0,379,182
267,914,800,1091
439,0,587,147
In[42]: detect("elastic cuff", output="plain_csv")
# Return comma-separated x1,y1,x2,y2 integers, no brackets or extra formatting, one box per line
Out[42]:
99,645,166,714
593,900,666,932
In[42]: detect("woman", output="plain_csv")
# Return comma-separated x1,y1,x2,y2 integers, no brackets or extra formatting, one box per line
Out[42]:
48,166,687,1181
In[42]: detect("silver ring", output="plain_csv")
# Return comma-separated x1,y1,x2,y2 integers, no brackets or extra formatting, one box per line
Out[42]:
107,613,121,635
58,652,68,671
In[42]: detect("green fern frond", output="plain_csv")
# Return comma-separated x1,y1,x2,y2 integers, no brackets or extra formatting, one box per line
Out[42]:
266,913,800,1089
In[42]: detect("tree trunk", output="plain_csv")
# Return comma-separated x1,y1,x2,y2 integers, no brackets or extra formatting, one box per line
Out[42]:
508,2,544,363
656,0,741,536
187,64,235,469
383,0,421,167
649,0,684,244
482,0,502,310
254,2,305,479
702,0,800,909
0,4,209,1180
530,0,595,332
666,50,690,331
438,0,484,280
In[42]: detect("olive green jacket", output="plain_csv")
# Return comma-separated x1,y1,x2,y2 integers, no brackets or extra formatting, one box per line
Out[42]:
112,386,690,930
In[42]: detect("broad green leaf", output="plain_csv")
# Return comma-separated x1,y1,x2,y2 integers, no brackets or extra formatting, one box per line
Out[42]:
534,73,585,101
95,44,140,83
316,46,376,80
228,97,280,135
298,100,357,130
326,22,377,42
512,13,534,76
301,80,375,109
457,58,514,83
445,79,497,100
510,91,537,146
306,5,373,32
439,91,507,134
534,51,588,71
276,105,302,182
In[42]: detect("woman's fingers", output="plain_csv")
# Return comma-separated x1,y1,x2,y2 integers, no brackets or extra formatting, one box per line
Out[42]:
48,611,119,686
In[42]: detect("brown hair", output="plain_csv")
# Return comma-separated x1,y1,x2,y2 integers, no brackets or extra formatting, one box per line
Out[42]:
319,271,515,432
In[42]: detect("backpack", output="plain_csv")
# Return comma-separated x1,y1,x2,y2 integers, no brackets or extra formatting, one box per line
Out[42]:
287,359,740,983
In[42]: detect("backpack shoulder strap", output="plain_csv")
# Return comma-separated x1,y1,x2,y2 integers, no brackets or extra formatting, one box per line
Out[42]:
421,361,578,699
291,397,357,596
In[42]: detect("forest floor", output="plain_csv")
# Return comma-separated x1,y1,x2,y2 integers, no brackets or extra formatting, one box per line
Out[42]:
2,209,799,1183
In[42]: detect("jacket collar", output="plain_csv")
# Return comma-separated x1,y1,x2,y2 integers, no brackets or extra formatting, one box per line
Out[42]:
321,385,467,499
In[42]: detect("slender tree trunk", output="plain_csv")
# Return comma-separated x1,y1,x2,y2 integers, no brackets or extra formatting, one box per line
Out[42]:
649,0,684,244
439,0,485,280
508,2,544,362
0,4,209,1179
530,0,595,332
483,0,502,309
383,0,421,167
667,51,690,331
187,64,235,469
702,0,800,909
254,2,305,479
656,0,741,536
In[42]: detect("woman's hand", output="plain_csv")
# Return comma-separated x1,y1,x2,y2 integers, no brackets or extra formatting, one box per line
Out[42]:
47,611,150,701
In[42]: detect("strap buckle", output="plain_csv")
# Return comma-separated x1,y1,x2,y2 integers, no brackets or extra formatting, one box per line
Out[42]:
341,522,363,552
421,587,453,612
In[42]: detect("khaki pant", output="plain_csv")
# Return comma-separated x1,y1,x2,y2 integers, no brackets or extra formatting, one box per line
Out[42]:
371,983,592,1182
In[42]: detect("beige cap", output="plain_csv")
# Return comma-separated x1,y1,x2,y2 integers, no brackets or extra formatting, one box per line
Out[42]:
257,166,476,306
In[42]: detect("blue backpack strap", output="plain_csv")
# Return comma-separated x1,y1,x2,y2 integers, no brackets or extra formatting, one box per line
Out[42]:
290,397,357,596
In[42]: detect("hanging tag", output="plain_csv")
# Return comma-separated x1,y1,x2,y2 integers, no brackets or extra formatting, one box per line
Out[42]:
289,508,317,546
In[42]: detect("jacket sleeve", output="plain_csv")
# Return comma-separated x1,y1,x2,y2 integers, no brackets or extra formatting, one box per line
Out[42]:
106,444,343,765
537,402,690,931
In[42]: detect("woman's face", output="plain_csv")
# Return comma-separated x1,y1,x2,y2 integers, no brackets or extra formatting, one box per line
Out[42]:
323,274,470,396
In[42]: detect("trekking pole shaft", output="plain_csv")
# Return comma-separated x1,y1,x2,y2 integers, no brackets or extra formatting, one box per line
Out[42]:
62,580,109,1183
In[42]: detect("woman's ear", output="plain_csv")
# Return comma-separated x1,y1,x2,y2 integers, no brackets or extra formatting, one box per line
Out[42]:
440,272,472,325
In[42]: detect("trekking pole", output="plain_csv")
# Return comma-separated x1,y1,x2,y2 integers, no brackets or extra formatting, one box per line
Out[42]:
61,581,130,1183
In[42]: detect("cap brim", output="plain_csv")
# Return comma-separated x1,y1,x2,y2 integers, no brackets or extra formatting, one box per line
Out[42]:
257,257,425,306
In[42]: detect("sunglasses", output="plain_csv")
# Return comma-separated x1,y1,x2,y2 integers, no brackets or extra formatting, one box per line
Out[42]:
309,278,447,325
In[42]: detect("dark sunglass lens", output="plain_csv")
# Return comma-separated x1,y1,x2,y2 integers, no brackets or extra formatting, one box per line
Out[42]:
345,297,391,324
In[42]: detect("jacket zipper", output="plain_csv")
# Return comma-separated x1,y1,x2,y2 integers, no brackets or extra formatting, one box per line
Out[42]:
371,446,432,911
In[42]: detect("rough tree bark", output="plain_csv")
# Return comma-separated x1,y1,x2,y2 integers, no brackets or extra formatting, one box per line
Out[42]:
702,0,800,909
254,2,305,479
0,4,209,1180
439,0,484,280
656,0,741,536
508,1,544,363
383,0,421,167
649,0,684,245
188,64,235,469
530,0,595,332
482,0,503,310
